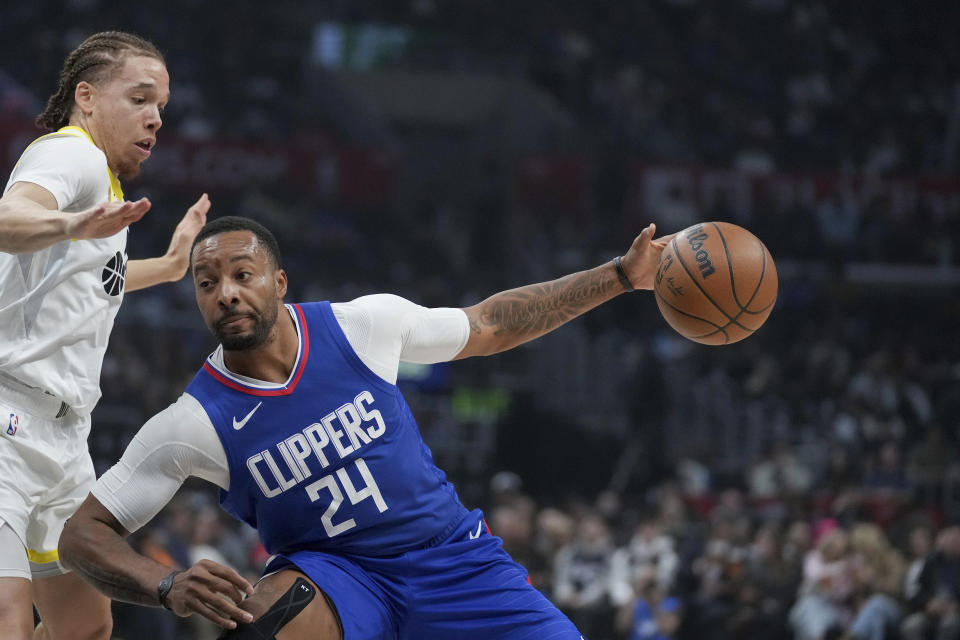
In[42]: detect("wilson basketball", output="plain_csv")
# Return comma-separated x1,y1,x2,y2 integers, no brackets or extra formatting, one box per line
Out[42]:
654,222,777,345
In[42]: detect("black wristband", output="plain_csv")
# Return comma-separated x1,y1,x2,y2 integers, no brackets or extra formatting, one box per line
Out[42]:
613,256,634,292
157,569,182,610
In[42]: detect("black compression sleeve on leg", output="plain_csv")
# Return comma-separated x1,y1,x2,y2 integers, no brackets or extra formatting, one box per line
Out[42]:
217,577,316,639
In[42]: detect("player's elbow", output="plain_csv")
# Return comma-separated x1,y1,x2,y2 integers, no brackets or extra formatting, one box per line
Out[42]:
58,510,104,572
455,306,514,359
57,513,96,572
57,518,83,571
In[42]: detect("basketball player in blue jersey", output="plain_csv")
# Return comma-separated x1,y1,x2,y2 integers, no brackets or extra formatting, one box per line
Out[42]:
0,32,208,639
59,216,672,639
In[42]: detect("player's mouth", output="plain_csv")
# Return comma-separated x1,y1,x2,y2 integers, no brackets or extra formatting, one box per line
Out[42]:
134,139,154,158
218,313,255,330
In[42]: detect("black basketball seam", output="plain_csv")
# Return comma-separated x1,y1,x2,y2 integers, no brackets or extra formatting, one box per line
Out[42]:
741,238,768,310
656,284,762,344
653,289,740,344
713,248,774,331
688,326,733,344
712,221,769,313
690,318,755,338
670,233,752,331
712,222,744,310
691,259,774,337
735,242,776,317
724,303,775,331
741,298,776,314
653,289,728,335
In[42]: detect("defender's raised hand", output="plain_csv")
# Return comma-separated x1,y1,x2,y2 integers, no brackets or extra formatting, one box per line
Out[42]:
64,197,152,240
164,193,211,277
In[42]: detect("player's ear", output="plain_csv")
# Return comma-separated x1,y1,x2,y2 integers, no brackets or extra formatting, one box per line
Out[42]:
74,81,95,116
275,269,287,298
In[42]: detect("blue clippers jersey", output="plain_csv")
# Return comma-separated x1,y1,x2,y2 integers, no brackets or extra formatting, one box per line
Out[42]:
185,302,469,557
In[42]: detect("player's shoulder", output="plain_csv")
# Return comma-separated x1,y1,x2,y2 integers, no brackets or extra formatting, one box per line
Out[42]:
14,132,107,188
154,392,216,433
22,131,106,163
332,293,423,315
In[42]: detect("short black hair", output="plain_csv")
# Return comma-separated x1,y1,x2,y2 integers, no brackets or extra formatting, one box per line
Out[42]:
190,216,283,269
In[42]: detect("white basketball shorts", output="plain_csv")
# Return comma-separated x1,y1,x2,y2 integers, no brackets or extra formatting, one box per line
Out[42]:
0,374,95,579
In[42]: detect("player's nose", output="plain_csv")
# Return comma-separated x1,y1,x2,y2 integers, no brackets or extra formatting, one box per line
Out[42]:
145,105,162,131
216,280,241,306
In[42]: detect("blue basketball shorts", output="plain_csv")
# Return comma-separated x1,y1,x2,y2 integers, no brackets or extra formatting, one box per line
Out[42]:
266,509,584,640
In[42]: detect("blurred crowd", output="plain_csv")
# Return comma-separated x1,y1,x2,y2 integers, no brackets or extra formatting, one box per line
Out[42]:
2,1,959,639
481,470,960,640
2,1,959,172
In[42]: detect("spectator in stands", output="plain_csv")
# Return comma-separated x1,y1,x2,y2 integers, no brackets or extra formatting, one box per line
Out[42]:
489,502,551,593
615,564,682,640
901,524,960,640
789,526,854,640
609,515,680,610
725,525,796,640
844,523,905,640
903,523,936,603
553,512,616,638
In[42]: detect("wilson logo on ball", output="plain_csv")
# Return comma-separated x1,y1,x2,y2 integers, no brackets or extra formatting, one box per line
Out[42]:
685,224,716,278
101,251,127,296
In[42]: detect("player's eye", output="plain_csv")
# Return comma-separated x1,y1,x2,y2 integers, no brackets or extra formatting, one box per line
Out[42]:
132,96,146,104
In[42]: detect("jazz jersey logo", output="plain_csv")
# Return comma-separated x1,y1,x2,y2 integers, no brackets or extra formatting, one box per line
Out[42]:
101,251,127,296
7,413,18,436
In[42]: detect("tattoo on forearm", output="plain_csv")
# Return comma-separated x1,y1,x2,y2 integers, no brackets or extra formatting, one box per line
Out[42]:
476,268,617,337
71,555,156,605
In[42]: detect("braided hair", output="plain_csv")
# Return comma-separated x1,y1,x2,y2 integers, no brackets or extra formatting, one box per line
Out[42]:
36,31,165,132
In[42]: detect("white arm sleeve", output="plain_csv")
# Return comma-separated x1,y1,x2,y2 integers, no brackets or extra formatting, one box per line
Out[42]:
331,294,470,385
92,393,230,534
6,136,105,211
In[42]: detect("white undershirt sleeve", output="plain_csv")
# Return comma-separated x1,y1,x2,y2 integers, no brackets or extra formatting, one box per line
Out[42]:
92,393,230,534
331,294,470,385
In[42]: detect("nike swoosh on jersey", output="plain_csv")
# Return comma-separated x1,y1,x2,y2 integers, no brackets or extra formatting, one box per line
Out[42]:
233,401,263,430
468,520,483,540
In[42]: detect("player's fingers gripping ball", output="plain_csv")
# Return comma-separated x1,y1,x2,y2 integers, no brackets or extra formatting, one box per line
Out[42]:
654,221,777,345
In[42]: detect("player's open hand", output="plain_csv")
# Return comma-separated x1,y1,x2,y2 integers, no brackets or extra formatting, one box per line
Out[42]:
164,193,210,277
164,558,255,629
65,198,151,240
620,223,675,290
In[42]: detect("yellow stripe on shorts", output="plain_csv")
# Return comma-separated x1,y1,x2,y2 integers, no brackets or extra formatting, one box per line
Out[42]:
26,548,59,564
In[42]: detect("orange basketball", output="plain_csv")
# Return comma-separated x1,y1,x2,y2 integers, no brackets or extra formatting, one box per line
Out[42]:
654,221,777,345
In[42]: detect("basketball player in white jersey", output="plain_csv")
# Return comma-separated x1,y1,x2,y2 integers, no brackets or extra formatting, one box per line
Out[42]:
0,32,209,639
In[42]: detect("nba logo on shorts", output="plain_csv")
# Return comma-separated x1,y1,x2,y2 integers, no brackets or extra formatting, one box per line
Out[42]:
7,413,18,436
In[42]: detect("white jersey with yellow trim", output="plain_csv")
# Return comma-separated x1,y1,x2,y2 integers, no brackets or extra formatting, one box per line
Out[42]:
0,127,127,415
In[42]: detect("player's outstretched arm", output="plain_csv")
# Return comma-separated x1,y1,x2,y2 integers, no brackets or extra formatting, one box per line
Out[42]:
59,493,254,630
456,223,671,359
126,193,210,292
0,182,150,253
